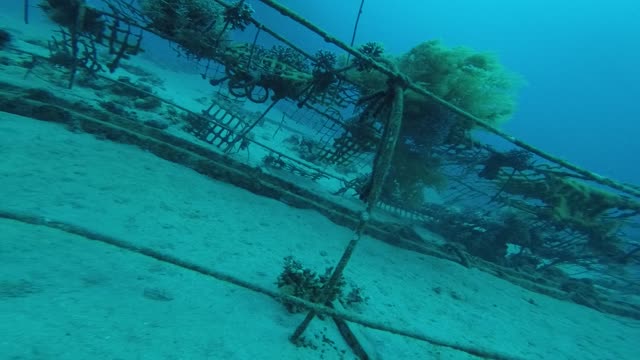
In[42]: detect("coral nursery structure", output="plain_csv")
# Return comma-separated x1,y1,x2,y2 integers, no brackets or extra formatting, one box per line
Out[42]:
6,0,635,297
0,2,639,353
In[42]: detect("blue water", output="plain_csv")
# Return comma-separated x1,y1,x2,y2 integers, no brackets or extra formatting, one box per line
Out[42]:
250,0,640,184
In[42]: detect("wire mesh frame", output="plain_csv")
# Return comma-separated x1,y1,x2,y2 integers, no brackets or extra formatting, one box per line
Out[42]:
186,103,248,150
267,97,377,172
318,130,375,167
104,0,640,280
383,140,640,277
45,13,143,88
38,0,640,320
97,3,351,184
265,87,379,171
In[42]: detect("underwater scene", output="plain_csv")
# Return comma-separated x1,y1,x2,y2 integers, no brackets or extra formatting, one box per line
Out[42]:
1,1,639,359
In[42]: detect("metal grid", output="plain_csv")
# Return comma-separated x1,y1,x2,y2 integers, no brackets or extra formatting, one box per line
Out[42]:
34,0,640,320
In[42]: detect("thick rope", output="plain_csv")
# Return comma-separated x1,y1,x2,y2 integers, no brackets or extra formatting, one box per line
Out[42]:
0,209,523,360
255,0,640,199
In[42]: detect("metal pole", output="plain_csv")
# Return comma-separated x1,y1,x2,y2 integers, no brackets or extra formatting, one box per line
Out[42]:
290,70,405,342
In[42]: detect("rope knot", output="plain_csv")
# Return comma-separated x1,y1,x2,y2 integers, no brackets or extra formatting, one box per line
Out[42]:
386,74,410,91
396,74,411,89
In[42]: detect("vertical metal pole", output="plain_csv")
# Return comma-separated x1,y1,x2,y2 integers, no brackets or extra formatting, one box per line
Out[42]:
24,0,30,24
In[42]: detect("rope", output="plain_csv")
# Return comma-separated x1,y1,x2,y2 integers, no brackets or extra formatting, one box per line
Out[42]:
255,0,640,199
349,0,365,47
0,208,523,360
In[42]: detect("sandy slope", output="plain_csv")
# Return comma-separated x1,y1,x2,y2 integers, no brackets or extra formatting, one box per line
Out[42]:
1,112,639,360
